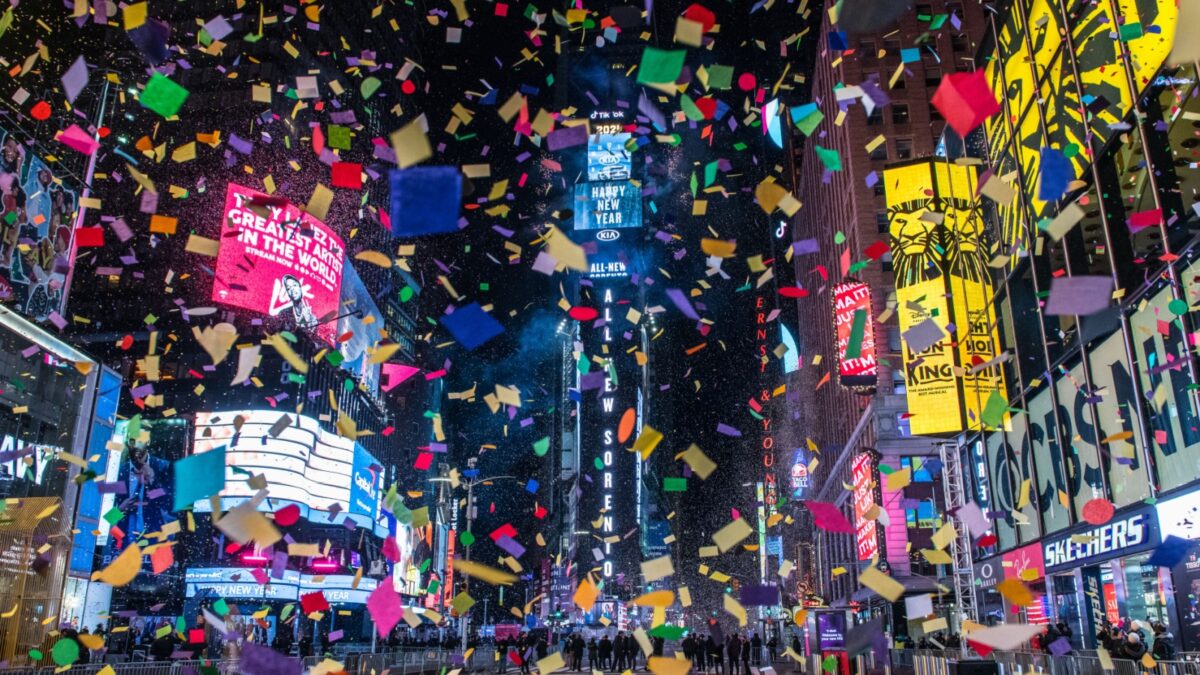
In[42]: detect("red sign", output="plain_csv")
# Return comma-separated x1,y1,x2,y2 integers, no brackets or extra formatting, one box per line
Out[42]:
851,454,879,561
832,281,877,389
212,183,345,345
443,529,457,611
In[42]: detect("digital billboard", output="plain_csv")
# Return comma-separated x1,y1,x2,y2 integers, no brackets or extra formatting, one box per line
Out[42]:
1,125,79,320
587,133,632,182
193,410,385,534
884,160,1006,436
573,182,642,234
337,263,384,397
832,281,877,390
851,453,879,561
212,183,346,346
981,0,1176,266
185,568,378,604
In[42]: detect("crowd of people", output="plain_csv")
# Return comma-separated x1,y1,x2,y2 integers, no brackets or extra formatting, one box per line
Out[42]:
491,631,785,673
899,618,1179,663
1094,619,1176,662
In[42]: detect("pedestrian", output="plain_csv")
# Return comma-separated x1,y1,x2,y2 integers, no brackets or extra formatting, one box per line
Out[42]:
588,637,599,670
683,635,696,668
709,635,722,675
571,634,585,671
767,636,778,662
599,634,612,671
726,635,740,675
740,636,751,675
1120,632,1147,661
751,633,762,666
1151,622,1176,661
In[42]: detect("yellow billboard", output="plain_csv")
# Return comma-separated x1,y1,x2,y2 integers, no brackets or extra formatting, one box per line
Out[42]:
982,0,1177,266
885,160,1007,436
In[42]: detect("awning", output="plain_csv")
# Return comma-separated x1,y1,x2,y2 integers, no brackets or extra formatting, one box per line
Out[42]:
831,576,945,606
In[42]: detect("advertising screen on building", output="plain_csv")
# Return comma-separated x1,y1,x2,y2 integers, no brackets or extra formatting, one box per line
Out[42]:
185,568,378,604
884,160,1006,436
193,410,385,534
212,183,346,346
573,182,641,233
851,453,879,561
587,133,632,182
832,281,877,390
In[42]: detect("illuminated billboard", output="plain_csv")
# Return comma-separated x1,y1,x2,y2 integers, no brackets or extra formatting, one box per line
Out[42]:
573,182,642,234
981,0,1177,266
832,281,877,390
185,568,379,604
884,160,1006,436
212,183,346,346
587,133,632,181
851,453,879,561
192,410,385,534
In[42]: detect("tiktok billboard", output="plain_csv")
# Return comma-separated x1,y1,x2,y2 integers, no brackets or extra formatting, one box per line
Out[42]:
212,183,345,346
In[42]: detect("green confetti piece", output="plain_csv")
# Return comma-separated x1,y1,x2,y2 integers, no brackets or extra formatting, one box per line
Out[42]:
533,437,550,457
834,231,846,244
690,172,698,198
1169,298,1188,316
103,506,124,526
399,286,415,302
141,73,190,118
419,558,431,572
51,638,79,666
1118,22,1143,41
663,477,688,492
213,598,229,616
706,64,734,90
328,125,352,150
460,531,476,547
361,76,382,98
594,456,605,471
325,350,345,366
845,308,867,360
649,624,686,639
636,47,686,85
981,390,1008,429
680,94,705,122
29,649,43,661
814,144,842,171
704,161,719,188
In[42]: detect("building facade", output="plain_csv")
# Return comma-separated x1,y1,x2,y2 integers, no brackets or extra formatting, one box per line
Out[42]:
788,0,991,627
940,0,1199,652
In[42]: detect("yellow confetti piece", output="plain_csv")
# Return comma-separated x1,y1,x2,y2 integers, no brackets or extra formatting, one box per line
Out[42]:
452,559,517,585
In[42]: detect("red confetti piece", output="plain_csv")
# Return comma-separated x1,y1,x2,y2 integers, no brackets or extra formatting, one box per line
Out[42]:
30,101,51,120
568,306,599,321
274,504,301,526
1081,498,1114,525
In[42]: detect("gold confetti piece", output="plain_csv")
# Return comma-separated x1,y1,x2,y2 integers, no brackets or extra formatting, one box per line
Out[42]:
452,559,517,585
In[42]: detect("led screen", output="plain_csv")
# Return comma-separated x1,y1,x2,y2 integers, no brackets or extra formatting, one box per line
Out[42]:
193,410,384,534
212,183,346,346
573,182,642,233
587,132,632,181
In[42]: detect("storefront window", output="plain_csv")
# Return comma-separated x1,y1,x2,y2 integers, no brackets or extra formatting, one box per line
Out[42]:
1051,573,1087,650
1086,330,1151,506
1129,276,1200,492
1028,385,1072,533
1055,361,1105,517
1114,553,1175,629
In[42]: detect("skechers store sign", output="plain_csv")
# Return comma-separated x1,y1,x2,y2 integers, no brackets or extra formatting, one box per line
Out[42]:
1042,504,1160,572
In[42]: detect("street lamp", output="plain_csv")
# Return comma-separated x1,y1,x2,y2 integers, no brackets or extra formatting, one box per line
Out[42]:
458,474,523,646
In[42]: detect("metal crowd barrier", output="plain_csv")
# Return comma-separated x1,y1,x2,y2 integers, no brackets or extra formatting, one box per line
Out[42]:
889,648,1200,675
0,660,241,675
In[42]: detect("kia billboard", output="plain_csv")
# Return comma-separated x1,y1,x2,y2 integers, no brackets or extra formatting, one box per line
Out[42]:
586,132,632,182
212,183,346,346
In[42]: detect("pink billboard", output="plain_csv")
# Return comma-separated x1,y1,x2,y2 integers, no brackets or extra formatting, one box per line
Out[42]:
212,183,345,346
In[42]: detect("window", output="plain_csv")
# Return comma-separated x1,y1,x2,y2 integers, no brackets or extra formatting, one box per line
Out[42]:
876,211,889,233
866,107,884,126
870,142,888,160
892,103,910,124
891,76,907,90
873,183,886,198
859,38,877,58
915,3,932,17
895,138,914,159
883,37,901,51
951,33,970,52
929,103,943,121
925,66,942,88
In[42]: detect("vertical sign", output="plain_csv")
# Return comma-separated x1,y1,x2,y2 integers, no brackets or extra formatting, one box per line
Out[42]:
851,453,879,561
884,160,1006,435
832,281,877,390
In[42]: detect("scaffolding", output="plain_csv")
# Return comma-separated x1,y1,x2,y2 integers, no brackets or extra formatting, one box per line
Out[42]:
0,497,72,665
937,440,977,627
